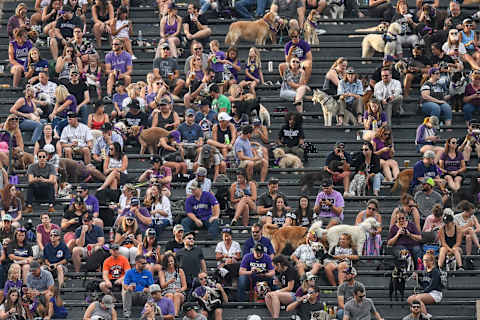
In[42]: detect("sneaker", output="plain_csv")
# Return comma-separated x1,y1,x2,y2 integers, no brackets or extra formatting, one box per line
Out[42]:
25,205,33,214
103,95,112,103
241,229,249,234
123,311,131,318
457,266,464,271
131,55,137,60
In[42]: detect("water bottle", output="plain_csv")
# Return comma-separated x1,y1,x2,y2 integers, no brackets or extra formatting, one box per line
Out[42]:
372,120,378,131
109,228,114,243
224,134,230,145
138,30,143,46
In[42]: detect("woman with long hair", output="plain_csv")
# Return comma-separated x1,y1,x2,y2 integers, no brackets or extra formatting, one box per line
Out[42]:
137,228,162,274
114,212,141,265
420,68,453,127
324,233,359,286
454,200,480,255
110,6,134,58
41,0,62,36
372,126,399,182
390,194,421,232
278,112,304,159
362,98,388,141
229,169,257,227
240,47,264,93
24,47,49,84
92,0,114,47
6,228,33,283
279,57,309,113
61,197,86,249
355,199,382,256
8,28,33,88
443,28,479,70
215,227,241,286
87,101,109,141
159,253,187,316
50,85,77,138
295,195,314,227
158,3,182,58
97,142,128,191
265,195,294,228
7,3,30,40
10,85,45,144
34,123,61,159
415,116,444,160
207,111,237,158
351,141,383,196
0,115,24,167
55,44,82,85
0,288,29,320
439,137,466,192
144,184,172,233
438,213,463,270
2,264,22,303
223,47,242,91
0,185,22,229
459,18,480,66
323,57,348,96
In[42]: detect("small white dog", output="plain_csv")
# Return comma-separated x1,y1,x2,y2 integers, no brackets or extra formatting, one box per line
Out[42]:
349,172,367,196
316,217,381,254
273,148,303,171
362,22,402,61
445,252,457,271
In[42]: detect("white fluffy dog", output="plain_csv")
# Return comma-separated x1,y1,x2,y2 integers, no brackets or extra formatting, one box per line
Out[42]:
315,217,381,254
273,148,303,171
362,22,402,60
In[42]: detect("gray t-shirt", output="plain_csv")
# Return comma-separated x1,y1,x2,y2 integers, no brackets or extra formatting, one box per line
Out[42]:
27,162,56,179
337,281,364,305
344,297,378,320
91,301,113,320
273,0,303,19
153,57,178,78
414,190,443,218
26,269,54,292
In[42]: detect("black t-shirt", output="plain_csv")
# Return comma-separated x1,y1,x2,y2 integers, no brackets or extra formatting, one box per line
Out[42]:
257,191,288,209
165,239,184,253
296,298,324,320
277,265,300,292
37,136,60,153
6,241,33,264
182,14,208,35
279,125,304,148
63,210,84,233
125,111,149,127
431,54,454,67
55,16,83,39
412,55,432,69
116,227,142,246
66,80,88,105
176,246,204,282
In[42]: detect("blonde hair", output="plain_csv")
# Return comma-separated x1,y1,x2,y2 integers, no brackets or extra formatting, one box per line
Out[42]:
248,47,262,69
126,83,139,99
331,57,347,71
15,3,27,16
7,264,21,281
55,85,70,103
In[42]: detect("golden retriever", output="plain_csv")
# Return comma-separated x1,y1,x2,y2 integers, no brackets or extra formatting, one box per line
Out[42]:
391,168,413,195
263,221,324,255
138,127,170,155
225,11,280,46
361,22,402,60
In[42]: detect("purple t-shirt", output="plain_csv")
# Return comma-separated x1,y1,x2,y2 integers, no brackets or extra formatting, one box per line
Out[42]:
58,95,77,118
284,40,311,61
388,221,420,248
212,51,226,72
225,58,241,81
113,92,129,110
105,50,132,74
465,84,480,106
372,137,391,160
3,279,22,297
240,252,274,273
11,40,33,65
185,191,219,221
245,60,260,81
363,111,387,130
314,190,344,221
120,207,152,233
440,152,463,172
142,298,175,317
69,195,99,215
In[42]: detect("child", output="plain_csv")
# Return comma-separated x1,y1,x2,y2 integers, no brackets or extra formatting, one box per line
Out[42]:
2,264,22,302
112,83,129,120
241,47,264,92
111,6,135,60
209,40,227,88
47,286,68,319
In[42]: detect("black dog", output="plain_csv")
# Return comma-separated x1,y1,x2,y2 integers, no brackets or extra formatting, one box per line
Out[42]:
299,160,342,195
389,264,407,301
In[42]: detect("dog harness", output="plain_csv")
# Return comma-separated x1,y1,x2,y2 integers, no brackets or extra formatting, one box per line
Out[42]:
263,17,280,33
382,33,397,43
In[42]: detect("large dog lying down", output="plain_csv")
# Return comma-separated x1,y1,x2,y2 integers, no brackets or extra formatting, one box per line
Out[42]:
58,158,105,183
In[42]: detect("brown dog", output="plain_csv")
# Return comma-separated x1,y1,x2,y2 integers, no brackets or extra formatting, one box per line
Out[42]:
262,224,308,255
303,9,322,45
225,11,280,46
139,127,170,155
12,149,34,170
58,158,105,183
391,168,413,195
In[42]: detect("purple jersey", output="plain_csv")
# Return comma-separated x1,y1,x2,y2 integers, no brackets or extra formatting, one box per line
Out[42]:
10,40,33,65
284,40,311,61
105,50,132,74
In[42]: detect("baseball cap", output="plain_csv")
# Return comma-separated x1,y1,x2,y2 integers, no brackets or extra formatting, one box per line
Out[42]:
102,295,114,309
306,273,316,280
218,112,232,121
268,177,279,185
428,115,439,128
110,243,120,250
50,229,60,236
182,303,196,313
146,228,156,236
150,156,161,163
125,211,135,219
183,231,195,239
168,2,177,9
221,227,232,234
428,67,440,76
185,109,195,117
150,284,162,293
383,55,395,62
101,122,113,132
43,144,55,154
335,141,345,148
242,125,253,134
344,266,357,276
346,67,355,74
160,42,170,49
2,214,12,221
30,261,41,270
63,5,73,12
254,243,264,252
173,224,184,233
196,167,207,177
67,111,78,118
130,197,140,206
423,150,435,159
189,180,201,190
423,177,435,187
322,179,333,187
463,18,473,24
158,97,171,105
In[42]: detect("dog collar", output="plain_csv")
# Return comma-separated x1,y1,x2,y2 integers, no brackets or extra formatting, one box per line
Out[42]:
309,20,319,29
320,95,332,106
263,17,278,32
383,33,397,42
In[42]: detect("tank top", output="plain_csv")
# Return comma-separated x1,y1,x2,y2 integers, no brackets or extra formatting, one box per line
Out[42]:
91,301,112,320
216,124,232,144
372,137,391,160
163,269,181,294
461,30,475,51
164,16,178,36
91,114,107,130
322,69,342,96
444,224,457,248
108,157,127,174
234,182,252,197
96,5,110,22
157,111,175,129
115,19,129,38
18,98,34,115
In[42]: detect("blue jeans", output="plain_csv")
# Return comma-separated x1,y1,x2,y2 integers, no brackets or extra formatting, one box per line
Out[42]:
421,102,452,121
20,119,46,143
393,244,423,270
235,0,268,18
237,274,273,302
181,216,219,240
153,218,170,235
78,104,92,125
372,172,384,193
52,117,68,137
463,103,480,122
199,0,211,14
336,308,344,320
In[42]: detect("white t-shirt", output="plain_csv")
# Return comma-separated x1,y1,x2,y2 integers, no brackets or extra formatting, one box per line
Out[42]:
442,42,467,56
60,122,93,147
215,240,241,266
33,81,57,104
151,195,172,224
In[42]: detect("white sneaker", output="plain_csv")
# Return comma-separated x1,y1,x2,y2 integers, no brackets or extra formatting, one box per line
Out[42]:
131,55,137,60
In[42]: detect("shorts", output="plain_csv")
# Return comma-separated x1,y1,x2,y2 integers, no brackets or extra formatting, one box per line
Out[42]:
42,264,68,274
214,71,224,84
238,159,263,169
332,171,350,184
428,290,442,303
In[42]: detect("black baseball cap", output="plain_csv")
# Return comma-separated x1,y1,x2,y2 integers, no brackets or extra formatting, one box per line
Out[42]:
254,243,264,253
101,122,113,132
67,111,78,118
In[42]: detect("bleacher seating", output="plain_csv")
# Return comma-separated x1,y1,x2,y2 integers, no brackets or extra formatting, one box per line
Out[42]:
0,0,479,318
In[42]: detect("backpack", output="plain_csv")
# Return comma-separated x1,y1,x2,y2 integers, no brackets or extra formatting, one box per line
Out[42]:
82,246,111,272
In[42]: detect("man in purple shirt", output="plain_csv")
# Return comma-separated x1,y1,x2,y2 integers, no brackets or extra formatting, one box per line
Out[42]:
181,180,220,239
103,38,133,103
237,243,275,302
71,186,102,227
313,179,345,229
142,284,175,320
279,29,312,83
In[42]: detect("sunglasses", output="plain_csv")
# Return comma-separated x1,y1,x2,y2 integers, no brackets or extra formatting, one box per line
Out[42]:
252,231,260,234
361,148,369,151
291,60,300,64
185,237,194,240
113,43,121,46
291,35,299,39
50,234,59,237
38,155,47,159
163,47,170,51
198,277,207,280
10,117,19,121
450,141,457,144
398,217,406,221
194,47,202,51
367,206,377,211
126,218,134,221
411,305,421,309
